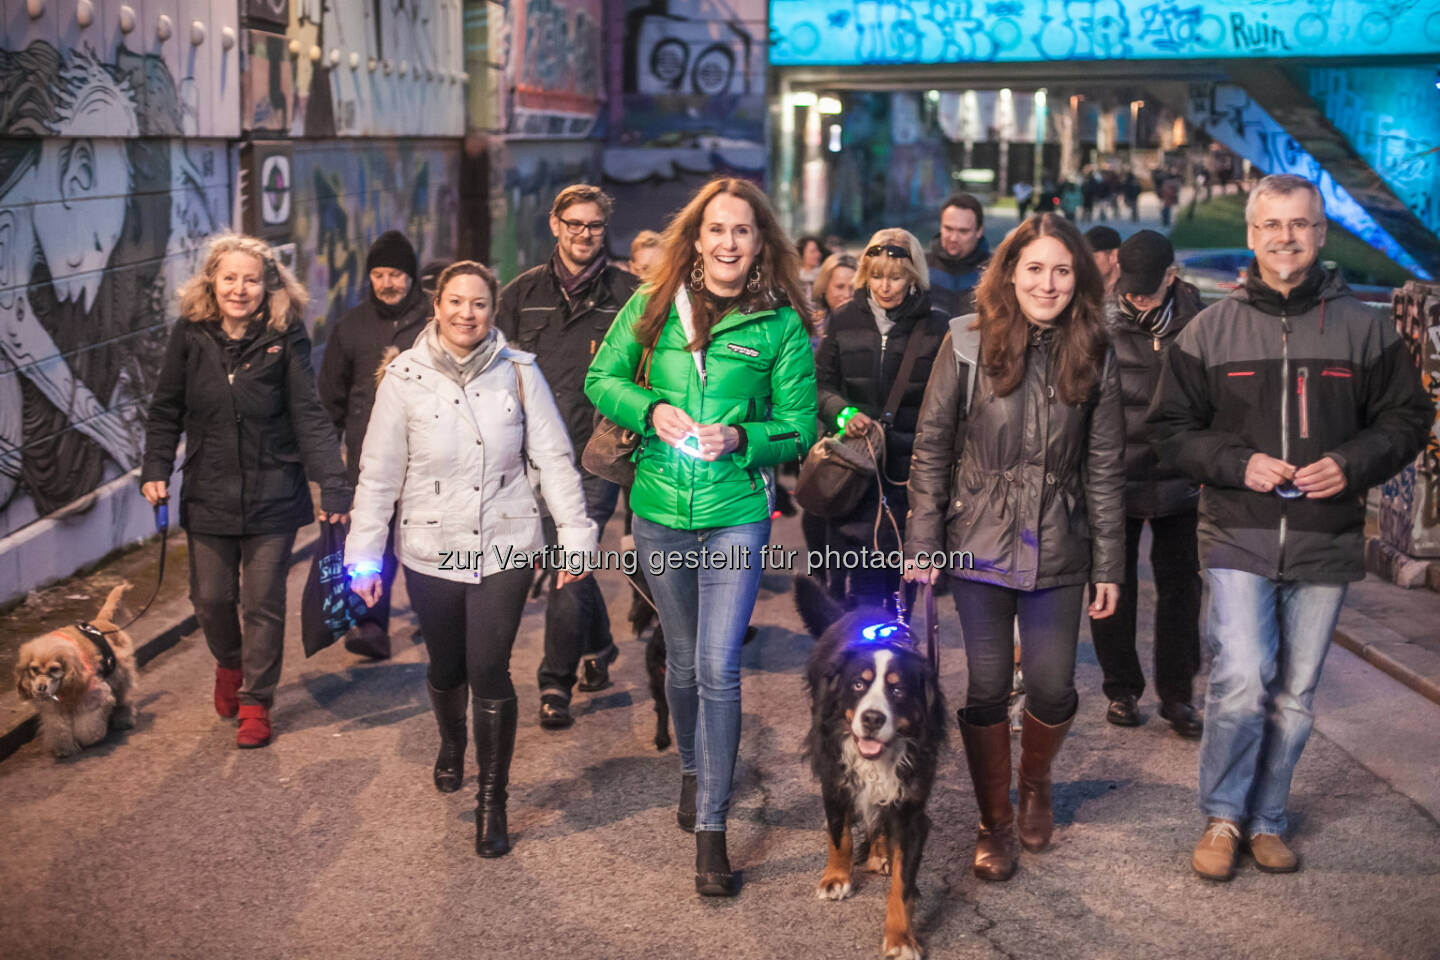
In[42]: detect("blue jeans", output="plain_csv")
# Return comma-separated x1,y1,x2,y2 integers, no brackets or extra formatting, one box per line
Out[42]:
632,514,771,833
1198,569,1347,835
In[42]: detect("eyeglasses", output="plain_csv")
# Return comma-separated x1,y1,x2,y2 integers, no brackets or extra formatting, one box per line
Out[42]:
865,243,912,260
1254,219,1319,235
559,217,607,236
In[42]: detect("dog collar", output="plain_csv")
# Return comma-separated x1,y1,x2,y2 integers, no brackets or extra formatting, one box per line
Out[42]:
74,621,118,679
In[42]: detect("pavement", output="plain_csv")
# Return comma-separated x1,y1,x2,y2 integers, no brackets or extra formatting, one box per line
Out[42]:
1,512,1438,960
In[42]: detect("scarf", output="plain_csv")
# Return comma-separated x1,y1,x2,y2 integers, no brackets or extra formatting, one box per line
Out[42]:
426,322,498,387
1119,285,1177,338
550,247,608,301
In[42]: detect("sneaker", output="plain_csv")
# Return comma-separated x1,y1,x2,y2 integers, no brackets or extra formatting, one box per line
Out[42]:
1106,695,1142,727
538,696,573,730
1159,700,1203,740
236,704,272,749
577,646,618,692
1248,833,1299,873
1192,818,1240,881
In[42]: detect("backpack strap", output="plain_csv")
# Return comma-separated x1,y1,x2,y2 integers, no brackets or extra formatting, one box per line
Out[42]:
949,313,982,416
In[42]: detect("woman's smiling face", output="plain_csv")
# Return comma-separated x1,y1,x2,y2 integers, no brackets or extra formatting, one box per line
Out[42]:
1012,235,1076,324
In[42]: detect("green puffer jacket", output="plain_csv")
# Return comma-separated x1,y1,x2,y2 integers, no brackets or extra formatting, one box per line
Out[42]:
585,290,819,530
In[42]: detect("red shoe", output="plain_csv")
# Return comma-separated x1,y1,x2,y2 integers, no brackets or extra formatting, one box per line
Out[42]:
236,704,272,748
214,666,243,718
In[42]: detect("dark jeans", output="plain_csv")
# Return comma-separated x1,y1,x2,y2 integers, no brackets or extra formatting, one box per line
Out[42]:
354,516,399,636
1089,512,1202,704
951,578,1086,726
404,565,532,699
536,471,619,704
188,529,298,708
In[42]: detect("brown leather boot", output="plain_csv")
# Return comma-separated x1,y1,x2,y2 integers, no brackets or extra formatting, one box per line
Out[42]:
1017,710,1073,853
957,714,1017,882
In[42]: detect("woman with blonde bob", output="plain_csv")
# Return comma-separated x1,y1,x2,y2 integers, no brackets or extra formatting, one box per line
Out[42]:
906,213,1125,881
809,251,858,338
141,232,351,749
813,228,950,609
586,178,817,897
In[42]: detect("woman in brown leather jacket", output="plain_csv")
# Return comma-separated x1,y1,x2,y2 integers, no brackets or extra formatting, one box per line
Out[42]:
906,213,1126,882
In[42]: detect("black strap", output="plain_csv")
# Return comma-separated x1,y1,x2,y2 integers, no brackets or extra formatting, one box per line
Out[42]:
74,622,117,679
881,323,927,426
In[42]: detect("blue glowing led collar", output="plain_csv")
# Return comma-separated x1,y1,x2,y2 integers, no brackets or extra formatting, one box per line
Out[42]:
859,621,912,644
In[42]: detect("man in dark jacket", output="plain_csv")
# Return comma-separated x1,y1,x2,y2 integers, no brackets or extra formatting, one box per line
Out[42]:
1089,230,1205,737
1148,175,1433,881
926,193,990,317
317,230,430,659
496,184,640,729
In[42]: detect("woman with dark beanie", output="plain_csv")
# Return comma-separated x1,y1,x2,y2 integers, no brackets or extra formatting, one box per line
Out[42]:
906,213,1125,881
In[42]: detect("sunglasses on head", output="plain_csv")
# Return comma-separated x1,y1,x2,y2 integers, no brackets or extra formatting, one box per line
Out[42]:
865,243,911,260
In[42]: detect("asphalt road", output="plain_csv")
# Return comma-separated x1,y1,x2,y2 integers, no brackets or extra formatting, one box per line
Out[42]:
2,515,1438,960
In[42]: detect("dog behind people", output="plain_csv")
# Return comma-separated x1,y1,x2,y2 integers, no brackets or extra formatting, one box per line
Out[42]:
796,574,946,959
14,583,139,758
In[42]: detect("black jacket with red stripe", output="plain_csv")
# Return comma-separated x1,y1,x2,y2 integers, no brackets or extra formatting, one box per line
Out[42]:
1146,263,1433,583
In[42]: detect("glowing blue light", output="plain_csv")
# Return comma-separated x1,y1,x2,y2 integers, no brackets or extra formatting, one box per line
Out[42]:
349,563,381,578
860,622,902,642
678,434,703,458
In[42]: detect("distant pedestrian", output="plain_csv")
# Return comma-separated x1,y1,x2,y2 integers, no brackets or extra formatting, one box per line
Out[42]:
586,178,817,897
1122,171,1142,221
348,261,597,857
630,229,665,282
317,230,430,660
810,251,858,339
141,233,351,750
1089,230,1205,738
927,193,990,317
1083,225,1122,300
495,184,639,730
797,235,830,300
1013,180,1035,219
1148,174,1433,881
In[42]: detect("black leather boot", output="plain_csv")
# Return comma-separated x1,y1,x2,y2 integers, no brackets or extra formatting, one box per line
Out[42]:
473,696,518,858
695,830,736,896
677,773,697,832
427,681,467,793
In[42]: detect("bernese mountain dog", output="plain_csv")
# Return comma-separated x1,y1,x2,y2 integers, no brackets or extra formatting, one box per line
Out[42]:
796,575,947,960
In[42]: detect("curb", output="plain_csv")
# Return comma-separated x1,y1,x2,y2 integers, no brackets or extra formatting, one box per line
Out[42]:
0,534,317,765
1332,616,1440,708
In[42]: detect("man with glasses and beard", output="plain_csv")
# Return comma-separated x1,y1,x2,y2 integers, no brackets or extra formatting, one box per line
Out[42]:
1148,174,1433,881
319,230,430,660
496,184,640,730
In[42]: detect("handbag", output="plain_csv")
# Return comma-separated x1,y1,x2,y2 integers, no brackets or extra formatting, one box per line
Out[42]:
581,345,654,486
795,320,929,519
301,520,369,657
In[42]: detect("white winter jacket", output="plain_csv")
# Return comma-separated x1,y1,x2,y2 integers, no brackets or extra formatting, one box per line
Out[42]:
345,326,597,584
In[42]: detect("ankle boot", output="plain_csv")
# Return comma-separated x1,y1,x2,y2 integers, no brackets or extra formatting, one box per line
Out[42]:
695,830,736,896
957,713,1017,881
677,773,697,832
427,681,468,793
473,696,517,858
1017,710,1073,853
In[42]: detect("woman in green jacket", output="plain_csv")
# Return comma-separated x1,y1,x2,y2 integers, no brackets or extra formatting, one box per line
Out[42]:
586,178,817,897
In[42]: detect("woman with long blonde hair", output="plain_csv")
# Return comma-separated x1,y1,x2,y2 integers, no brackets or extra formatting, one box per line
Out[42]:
586,178,817,896
141,232,351,749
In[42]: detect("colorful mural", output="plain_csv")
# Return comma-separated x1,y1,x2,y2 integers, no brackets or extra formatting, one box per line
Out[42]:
769,0,1440,66
1305,64,1440,237
1379,282,1440,558
1188,82,1433,281
290,141,463,342
509,0,605,137
490,140,604,281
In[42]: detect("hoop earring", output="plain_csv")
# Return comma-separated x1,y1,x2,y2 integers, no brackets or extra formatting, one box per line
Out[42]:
747,263,762,293
689,257,705,291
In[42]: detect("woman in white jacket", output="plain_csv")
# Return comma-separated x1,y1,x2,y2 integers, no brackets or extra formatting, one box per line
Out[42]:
346,261,597,858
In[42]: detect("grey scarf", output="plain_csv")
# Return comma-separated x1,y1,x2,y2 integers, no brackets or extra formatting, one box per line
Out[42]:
426,322,498,387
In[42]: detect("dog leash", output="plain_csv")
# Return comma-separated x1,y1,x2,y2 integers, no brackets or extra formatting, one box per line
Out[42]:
92,500,170,637
891,580,940,674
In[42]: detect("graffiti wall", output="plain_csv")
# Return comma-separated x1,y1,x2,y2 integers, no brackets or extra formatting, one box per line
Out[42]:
490,140,604,281
0,33,231,597
1305,65,1440,238
1379,282,1440,557
239,0,465,137
290,140,463,343
1188,83,1432,281
769,0,1440,66
509,0,605,137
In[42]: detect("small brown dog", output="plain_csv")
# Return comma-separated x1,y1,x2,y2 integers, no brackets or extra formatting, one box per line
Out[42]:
15,583,139,757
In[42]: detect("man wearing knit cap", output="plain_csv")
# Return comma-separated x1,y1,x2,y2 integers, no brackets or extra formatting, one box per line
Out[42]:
1090,228,1207,737
318,229,430,659
496,184,639,730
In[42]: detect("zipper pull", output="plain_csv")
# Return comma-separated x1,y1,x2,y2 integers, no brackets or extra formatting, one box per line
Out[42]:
1152,337,1160,352
227,372,235,384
